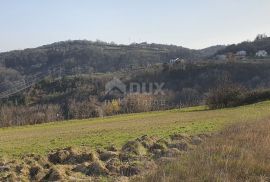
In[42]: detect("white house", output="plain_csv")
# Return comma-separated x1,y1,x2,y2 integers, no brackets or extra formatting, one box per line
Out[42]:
169,58,186,64
236,50,247,57
256,50,268,57
169,58,180,64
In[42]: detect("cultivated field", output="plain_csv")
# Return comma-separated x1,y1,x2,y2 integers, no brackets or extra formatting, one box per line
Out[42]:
1,101,270,158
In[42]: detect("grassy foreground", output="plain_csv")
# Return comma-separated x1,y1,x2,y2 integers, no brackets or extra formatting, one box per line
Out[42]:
142,117,270,182
1,101,270,158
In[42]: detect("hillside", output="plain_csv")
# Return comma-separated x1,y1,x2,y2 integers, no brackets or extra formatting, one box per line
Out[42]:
2,61,270,127
1,101,270,158
216,35,270,57
1,37,270,128
141,117,270,182
198,45,226,57
1,101,270,181
0,40,217,76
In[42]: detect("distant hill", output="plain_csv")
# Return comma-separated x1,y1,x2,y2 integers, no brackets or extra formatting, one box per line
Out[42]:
0,40,223,77
215,35,270,56
198,45,226,58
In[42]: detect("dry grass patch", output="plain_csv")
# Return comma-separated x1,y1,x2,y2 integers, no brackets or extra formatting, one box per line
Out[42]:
142,119,270,182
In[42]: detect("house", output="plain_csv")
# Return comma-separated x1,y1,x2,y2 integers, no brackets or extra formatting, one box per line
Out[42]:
169,58,186,64
169,58,180,64
235,51,247,60
256,50,268,57
236,50,247,57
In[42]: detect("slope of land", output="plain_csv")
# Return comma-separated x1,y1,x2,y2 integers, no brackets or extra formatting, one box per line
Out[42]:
1,101,270,158
142,116,270,182
0,40,219,77
2,61,270,128
216,36,270,57
1,101,270,181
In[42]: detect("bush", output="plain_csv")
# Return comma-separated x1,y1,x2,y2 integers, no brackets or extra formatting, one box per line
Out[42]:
206,83,247,109
0,104,63,127
66,98,100,119
102,99,121,116
207,83,270,109
241,89,270,105
121,94,154,113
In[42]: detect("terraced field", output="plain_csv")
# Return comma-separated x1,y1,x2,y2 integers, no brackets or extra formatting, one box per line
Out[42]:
1,101,270,158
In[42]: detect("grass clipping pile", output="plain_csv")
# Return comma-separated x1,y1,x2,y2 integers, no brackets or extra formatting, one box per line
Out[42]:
0,133,209,181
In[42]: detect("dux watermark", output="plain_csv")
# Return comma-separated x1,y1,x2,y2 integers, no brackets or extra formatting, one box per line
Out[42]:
105,77,165,96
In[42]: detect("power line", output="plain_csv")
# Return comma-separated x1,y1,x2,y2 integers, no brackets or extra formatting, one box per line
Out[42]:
0,65,92,99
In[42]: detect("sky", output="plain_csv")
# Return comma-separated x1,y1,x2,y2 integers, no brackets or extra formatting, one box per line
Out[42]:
1,0,270,52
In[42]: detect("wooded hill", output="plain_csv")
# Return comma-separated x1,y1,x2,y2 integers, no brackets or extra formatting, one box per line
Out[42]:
0,40,223,75
216,35,270,56
2,61,270,127
1,36,270,127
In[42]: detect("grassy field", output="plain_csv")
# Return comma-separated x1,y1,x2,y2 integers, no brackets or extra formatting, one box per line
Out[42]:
142,115,270,182
1,101,270,158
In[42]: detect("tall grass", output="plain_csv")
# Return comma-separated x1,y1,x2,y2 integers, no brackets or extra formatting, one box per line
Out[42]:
142,119,270,181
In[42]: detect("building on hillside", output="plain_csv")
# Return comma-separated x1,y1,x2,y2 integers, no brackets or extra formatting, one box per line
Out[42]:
236,50,247,56
256,50,268,57
169,58,186,70
169,58,186,64
235,50,247,60
169,58,180,64
146,63,152,68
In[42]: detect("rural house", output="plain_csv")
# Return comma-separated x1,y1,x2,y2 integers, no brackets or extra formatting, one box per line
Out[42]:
256,50,268,57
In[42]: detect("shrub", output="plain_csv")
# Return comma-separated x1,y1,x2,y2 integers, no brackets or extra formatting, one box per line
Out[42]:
206,83,270,109
0,104,63,127
121,94,154,113
66,98,100,119
102,99,121,116
206,83,247,109
241,89,270,105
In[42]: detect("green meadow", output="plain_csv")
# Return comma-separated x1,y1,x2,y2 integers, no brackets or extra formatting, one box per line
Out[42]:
1,101,270,158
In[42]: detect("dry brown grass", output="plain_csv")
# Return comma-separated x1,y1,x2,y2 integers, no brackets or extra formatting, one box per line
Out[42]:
141,119,270,182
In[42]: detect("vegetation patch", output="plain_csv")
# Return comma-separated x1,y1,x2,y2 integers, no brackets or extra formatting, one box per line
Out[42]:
1,101,270,158
207,82,270,109
141,119,270,182
0,133,208,181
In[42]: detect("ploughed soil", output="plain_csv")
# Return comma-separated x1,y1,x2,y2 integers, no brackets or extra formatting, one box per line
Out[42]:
0,133,211,181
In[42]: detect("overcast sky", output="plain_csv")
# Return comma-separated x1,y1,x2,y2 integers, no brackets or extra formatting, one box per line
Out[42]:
1,0,270,52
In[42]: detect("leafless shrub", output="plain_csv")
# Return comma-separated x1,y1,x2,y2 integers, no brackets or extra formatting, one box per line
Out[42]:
121,94,154,113
206,83,247,109
66,98,100,119
0,104,62,127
